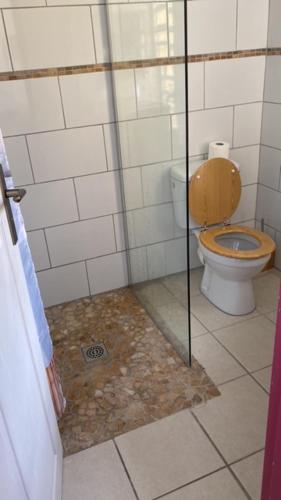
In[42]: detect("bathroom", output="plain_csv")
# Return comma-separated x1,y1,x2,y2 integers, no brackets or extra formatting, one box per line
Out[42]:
0,0,281,498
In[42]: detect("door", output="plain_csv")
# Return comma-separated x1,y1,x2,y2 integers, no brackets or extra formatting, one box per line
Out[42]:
0,178,62,499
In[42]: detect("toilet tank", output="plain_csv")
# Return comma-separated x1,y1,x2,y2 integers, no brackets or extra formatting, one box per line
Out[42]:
170,160,202,229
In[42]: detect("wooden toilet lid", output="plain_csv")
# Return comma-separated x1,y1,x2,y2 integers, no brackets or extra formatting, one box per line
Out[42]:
189,158,241,226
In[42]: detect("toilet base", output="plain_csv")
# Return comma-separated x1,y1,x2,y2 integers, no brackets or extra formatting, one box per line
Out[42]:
201,264,256,316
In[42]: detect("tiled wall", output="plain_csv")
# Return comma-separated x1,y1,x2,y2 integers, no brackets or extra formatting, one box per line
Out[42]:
0,0,269,305
257,0,281,269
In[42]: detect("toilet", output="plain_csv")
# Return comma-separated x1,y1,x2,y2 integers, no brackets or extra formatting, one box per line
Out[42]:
171,157,276,315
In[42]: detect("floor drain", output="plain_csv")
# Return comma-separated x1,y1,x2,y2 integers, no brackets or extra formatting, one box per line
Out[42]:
81,343,108,363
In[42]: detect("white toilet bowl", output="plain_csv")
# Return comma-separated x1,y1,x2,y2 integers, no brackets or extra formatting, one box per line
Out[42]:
197,235,270,315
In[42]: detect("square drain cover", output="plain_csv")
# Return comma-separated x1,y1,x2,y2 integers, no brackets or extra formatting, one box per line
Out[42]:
81,343,108,363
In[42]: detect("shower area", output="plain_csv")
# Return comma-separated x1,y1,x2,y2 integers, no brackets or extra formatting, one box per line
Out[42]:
1,0,280,461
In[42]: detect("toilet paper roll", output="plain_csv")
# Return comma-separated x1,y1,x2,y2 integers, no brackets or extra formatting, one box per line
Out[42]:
208,141,230,159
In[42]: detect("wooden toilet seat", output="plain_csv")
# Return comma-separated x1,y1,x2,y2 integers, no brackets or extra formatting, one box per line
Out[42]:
199,225,276,260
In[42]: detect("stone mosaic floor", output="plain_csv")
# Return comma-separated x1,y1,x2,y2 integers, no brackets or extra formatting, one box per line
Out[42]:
46,288,219,457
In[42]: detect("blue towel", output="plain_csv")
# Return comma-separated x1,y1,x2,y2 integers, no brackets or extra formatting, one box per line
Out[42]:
0,136,53,367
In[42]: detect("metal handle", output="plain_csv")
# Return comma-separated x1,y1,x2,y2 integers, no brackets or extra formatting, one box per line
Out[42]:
5,188,26,203
0,164,27,245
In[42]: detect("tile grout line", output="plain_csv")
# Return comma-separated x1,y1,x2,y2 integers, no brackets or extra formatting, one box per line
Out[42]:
1,9,14,72
112,440,140,500
24,135,36,184
57,76,67,129
190,410,253,500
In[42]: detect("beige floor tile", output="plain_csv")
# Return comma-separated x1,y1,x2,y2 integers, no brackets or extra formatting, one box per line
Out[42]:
162,268,203,301
62,440,135,500
160,469,248,499
191,294,258,332
252,366,272,392
192,334,246,385
115,410,223,500
231,451,264,500
265,310,278,324
193,376,268,463
135,282,175,308
156,302,207,341
213,316,275,372
254,271,280,314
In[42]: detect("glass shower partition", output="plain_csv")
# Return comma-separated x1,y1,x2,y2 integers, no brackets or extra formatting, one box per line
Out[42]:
105,0,192,364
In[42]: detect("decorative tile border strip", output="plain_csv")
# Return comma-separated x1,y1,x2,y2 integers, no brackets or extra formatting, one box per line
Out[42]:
0,48,280,82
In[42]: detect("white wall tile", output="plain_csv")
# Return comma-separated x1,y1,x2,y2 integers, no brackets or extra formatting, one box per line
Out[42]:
107,3,168,61
4,7,95,71
119,116,171,168
237,0,269,50
171,113,185,159
256,185,281,232
87,252,128,295
0,14,11,72
259,146,281,190
261,102,281,149
129,247,148,284
75,171,122,219
141,161,173,206
232,184,258,223
135,64,185,118
47,0,102,5
21,179,78,230
114,70,137,121
234,102,263,148
45,216,116,267
168,2,184,57
27,230,50,271
4,136,34,186
188,0,236,55
165,237,187,275
268,0,281,47
186,107,233,157
27,126,107,183
129,203,174,247
231,145,260,186
91,6,110,63
60,72,114,128
264,57,281,103
147,242,166,280
0,0,44,6
0,78,64,135
37,262,89,307
205,57,265,108
113,213,126,251
123,168,143,210
188,63,204,112
103,123,120,171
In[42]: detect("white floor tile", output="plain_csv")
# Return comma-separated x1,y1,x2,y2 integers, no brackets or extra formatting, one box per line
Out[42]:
193,376,268,463
155,302,207,341
192,334,246,385
265,310,277,324
135,282,175,308
191,294,258,332
254,271,280,314
231,451,264,500
116,410,223,500
252,367,272,392
62,441,136,500
160,469,248,500
213,316,275,372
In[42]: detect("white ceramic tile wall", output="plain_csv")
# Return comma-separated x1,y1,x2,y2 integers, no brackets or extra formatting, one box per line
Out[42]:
0,14,11,72
27,127,107,182
0,78,64,135
257,41,281,270
59,72,114,127
4,136,34,185
1,0,272,303
4,7,95,70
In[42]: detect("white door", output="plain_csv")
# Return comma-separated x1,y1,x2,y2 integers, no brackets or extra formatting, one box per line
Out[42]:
0,179,62,499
